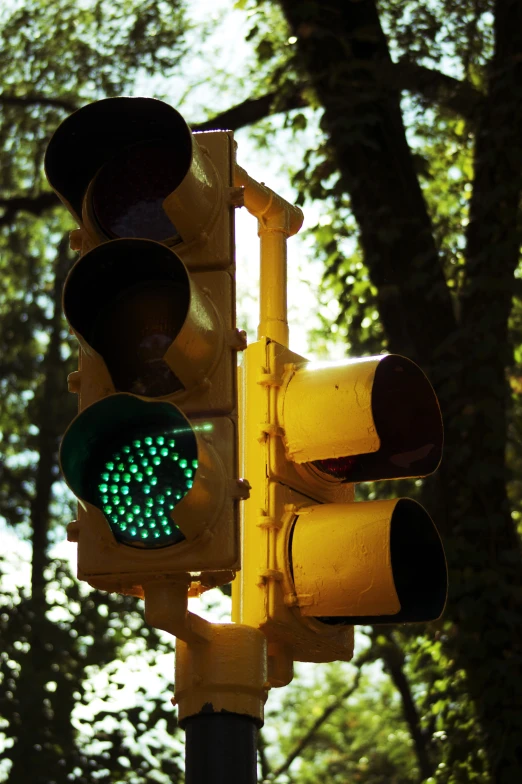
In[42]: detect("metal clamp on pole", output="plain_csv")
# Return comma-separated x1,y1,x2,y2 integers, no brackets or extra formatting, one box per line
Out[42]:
175,623,269,784
235,164,303,348
144,581,269,784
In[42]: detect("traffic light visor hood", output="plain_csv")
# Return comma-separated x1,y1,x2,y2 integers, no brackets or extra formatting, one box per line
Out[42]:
44,97,193,232
290,498,447,624
282,354,443,482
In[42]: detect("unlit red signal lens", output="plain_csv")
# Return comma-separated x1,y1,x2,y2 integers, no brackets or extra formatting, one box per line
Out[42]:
91,141,186,241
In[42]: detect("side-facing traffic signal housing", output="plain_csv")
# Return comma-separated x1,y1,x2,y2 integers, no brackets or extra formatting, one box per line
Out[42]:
234,338,447,686
45,97,248,596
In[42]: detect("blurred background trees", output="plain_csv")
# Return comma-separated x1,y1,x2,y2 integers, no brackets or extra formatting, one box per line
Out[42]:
1,0,521,782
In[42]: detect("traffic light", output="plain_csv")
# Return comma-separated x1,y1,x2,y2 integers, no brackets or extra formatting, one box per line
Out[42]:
45,97,247,595
234,338,447,686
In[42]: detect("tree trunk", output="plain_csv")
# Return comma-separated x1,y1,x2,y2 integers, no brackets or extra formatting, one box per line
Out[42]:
277,0,522,779
8,236,77,784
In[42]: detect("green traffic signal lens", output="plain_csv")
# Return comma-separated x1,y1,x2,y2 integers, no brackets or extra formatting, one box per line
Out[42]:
95,429,196,547
60,394,200,549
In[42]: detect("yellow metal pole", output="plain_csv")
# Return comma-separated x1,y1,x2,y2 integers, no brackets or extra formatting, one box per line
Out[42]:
234,165,303,347
258,231,288,346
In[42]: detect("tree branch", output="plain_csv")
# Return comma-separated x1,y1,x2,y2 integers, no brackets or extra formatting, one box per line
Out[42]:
0,63,480,141
194,64,482,133
0,192,60,227
0,63,481,237
376,630,434,782
0,93,77,112
392,59,483,122
265,668,363,782
258,729,272,781
192,89,307,132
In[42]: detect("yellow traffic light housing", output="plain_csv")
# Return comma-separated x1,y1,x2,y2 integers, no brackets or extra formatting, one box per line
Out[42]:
45,97,447,735
61,238,235,414
235,338,446,686
45,97,246,595
45,96,233,265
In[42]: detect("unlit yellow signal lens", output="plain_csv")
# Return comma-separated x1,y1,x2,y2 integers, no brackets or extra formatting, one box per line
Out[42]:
63,239,193,399
93,281,187,397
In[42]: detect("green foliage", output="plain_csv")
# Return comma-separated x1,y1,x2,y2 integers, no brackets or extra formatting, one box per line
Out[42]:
1,0,522,782
0,0,186,101
263,659,418,783
379,0,494,82
0,0,189,780
0,560,179,782
392,625,490,782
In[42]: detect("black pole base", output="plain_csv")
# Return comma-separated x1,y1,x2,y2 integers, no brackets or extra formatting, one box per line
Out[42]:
184,711,259,784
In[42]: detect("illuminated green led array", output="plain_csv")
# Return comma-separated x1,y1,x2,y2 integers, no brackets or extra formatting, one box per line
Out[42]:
93,429,199,548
